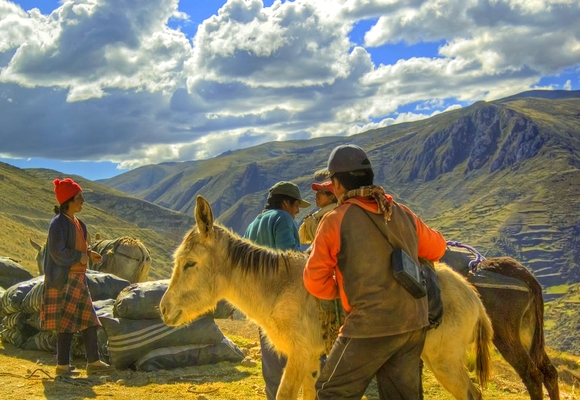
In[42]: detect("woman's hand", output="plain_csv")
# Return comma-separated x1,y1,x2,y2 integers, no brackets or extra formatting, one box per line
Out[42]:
89,250,102,264
80,253,89,265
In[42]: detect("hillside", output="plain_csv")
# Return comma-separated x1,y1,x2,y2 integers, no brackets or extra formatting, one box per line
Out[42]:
3,89,579,355
0,163,189,279
545,283,580,355
101,90,580,288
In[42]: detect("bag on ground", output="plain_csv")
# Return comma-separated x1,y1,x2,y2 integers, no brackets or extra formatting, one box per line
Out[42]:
135,337,245,372
0,276,44,316
85,271,130,301
114,280,235,320
0,257,34,290
20,280,44,315
22,330,57,352
97,305,224,369
1,311,28,330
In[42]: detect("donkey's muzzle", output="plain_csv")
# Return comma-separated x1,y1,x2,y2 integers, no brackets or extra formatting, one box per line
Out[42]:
160,305,182,326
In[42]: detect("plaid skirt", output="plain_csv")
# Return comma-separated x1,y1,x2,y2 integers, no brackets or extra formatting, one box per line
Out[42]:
41,273,101,333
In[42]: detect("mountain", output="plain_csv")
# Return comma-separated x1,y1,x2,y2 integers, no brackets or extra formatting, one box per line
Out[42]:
101,90,580,288
0,164,191,279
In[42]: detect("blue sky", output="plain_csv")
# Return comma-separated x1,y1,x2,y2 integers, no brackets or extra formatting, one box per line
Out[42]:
0,0,578,180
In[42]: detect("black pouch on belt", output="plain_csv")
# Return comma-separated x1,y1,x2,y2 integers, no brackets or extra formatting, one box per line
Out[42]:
391,248,427,299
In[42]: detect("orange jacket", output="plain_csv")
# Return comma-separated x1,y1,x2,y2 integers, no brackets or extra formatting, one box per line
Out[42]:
304,194,446,306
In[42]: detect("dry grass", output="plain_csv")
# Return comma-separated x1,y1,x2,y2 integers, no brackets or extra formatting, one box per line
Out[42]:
1,318,580,399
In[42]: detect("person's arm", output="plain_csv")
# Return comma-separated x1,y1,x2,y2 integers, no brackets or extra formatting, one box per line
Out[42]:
303,211,341,300
47,219,83,266
400,204,446,261
298,216,316,245
273,213,300,251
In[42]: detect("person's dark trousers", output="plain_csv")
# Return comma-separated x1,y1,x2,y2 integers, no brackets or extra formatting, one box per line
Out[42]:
56,332,74,365
259,328,287,400
82,325,100,363
315,327,427,400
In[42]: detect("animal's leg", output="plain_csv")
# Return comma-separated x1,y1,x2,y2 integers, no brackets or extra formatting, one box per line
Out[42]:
422,350,481,400
276,355,305,400
300,353,322,400
493,335,544,400
538,352,560,400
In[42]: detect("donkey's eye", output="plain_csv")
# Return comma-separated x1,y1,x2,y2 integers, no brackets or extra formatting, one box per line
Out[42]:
184,261,197,270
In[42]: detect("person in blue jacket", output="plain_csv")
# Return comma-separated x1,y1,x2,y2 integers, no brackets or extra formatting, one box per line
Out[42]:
243,181,310,400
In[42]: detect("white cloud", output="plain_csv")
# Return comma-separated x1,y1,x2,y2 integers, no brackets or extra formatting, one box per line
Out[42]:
187,0,354,88
564,79,572,90
1,0,193,95
0,0,578,170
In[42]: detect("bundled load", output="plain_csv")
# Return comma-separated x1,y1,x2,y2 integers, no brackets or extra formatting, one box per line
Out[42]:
114,280,235,320
0,273,130,353
1,275,243,372
103,280,241,371
0,257,34,291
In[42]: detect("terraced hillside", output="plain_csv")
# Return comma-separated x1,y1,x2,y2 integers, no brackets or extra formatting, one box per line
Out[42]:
102,91,580,288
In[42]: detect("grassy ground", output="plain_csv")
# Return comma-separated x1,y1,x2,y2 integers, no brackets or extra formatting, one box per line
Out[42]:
1,319,580,399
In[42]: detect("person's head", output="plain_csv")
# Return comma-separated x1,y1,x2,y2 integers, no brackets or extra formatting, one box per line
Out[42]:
53,178,84,215
315,144,374,197
265,181,310,219
311,181,337,208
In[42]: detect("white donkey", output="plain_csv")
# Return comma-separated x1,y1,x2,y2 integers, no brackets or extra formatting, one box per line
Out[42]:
161,196,493,400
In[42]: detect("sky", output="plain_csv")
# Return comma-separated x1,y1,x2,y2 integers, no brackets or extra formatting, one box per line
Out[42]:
0,0,579,180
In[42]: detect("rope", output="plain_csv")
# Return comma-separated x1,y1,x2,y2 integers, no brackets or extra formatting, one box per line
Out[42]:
446,240,486,271
0,368,54,380
0,368,91,386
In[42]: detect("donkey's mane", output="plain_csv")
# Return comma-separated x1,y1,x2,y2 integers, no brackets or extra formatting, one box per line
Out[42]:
215,226,293,276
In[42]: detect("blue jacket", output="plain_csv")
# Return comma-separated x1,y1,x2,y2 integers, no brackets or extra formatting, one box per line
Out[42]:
243,209,300,251
43,213,87,290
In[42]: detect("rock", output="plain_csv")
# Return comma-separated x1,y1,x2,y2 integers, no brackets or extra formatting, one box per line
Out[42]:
241,357,257,367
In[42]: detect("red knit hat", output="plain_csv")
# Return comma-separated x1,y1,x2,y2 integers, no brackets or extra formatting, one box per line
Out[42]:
53,178,82,205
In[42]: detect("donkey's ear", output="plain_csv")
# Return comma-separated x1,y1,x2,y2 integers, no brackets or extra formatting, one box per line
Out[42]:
195,195,214,239
30,238,42,252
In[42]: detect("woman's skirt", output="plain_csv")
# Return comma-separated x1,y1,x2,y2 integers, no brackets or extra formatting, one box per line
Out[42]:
41,273,101,333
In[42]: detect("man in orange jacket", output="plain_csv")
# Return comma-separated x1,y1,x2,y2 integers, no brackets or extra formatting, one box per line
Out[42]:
303,144,447,399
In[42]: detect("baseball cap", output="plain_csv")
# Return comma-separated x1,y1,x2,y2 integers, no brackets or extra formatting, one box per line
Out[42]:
311,181,335,195
314,144,372,181
269,181,311,208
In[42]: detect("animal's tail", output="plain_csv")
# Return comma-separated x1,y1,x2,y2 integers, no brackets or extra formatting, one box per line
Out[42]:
475,300,494,389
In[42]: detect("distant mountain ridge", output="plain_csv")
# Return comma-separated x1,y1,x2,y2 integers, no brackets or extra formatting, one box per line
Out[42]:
101,89,580,288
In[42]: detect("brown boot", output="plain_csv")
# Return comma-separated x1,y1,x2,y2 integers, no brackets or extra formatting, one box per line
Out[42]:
55,365,80,376
86,361,115,375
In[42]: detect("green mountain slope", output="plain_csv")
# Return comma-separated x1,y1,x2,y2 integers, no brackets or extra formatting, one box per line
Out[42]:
0,164,188,279
101,90,580,288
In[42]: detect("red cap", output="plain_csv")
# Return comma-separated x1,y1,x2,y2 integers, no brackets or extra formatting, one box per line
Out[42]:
311,181,335,195
53,178,82,205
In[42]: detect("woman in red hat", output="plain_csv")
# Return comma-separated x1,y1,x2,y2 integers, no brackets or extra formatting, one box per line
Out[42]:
41,178,115,376
298,181,338,245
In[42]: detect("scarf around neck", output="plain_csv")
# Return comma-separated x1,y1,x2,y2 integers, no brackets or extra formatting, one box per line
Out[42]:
339,185,393,221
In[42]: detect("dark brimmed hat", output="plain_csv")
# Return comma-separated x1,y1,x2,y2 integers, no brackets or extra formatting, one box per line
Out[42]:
269,181,311,208
315,144,372,181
